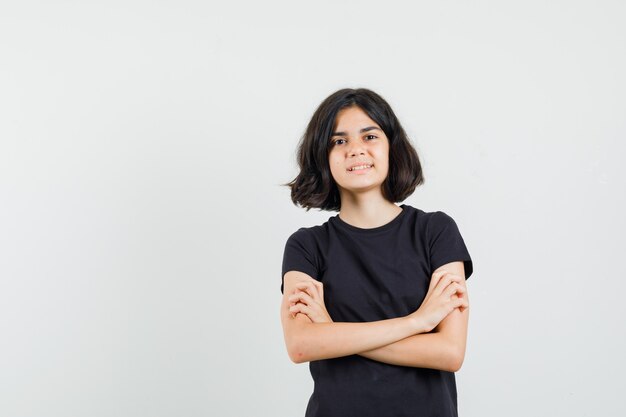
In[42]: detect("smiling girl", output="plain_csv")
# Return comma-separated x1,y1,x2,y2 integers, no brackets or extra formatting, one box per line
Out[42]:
280,88,474,417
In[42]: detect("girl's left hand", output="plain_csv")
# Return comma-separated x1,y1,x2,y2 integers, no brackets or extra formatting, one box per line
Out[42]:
288,280,333,323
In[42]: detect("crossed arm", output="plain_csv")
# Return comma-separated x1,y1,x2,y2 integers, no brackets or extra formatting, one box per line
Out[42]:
280,261,469,372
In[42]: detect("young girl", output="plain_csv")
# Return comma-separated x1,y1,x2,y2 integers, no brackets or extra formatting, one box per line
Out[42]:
280,88,474,417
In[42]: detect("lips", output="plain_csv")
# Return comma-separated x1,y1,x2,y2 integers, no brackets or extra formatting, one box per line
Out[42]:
347,162,374,171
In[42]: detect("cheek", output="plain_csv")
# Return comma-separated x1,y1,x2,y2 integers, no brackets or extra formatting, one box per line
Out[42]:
329,156,343,170
376,149,389,165
378,155,390,175
328,160,342,177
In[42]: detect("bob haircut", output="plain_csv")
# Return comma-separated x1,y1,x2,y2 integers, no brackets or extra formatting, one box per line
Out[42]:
284,88,424,212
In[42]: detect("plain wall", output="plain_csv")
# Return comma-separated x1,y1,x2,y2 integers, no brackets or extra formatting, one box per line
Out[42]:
1,1,624,416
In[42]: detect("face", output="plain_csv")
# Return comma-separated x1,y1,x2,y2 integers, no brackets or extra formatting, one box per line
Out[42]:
327,106,390,198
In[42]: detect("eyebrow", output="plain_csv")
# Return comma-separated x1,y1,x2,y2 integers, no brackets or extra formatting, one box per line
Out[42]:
331,126,382,137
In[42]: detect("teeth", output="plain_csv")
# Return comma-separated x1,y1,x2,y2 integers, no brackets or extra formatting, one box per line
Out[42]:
350,165,372,171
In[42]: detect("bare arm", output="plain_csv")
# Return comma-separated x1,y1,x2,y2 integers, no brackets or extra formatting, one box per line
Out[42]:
280,271,427,363
357,261,469,372
430,261,470,371
356,332,457,371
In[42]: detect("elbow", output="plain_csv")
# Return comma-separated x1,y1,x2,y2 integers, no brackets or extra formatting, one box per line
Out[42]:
447,347,465,372
285,326,312,364
448,356,463,373
287,338,310,364
283,313,317,363
435,329,467,372
289,349,308,364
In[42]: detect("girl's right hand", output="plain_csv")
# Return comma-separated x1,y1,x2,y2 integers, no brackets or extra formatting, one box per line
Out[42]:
409,269,468,333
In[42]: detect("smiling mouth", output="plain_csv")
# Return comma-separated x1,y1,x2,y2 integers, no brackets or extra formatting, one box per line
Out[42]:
347,164,373,172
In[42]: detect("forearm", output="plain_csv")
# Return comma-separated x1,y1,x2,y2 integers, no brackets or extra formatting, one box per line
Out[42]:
289,314,425,363
357,331,459,372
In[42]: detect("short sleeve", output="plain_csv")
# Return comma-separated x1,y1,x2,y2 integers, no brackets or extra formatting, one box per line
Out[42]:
427,211,474,280
280,229,319,294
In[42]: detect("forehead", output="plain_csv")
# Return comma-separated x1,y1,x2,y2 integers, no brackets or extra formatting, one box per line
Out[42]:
334,106,379,130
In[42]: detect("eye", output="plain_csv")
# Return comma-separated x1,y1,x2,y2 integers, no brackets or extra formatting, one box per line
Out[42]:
333,139,346,146
365,134,378,140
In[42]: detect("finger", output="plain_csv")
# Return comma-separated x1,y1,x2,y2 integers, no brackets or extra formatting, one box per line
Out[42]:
430,270,461,292
454,295,469,312
292,291,316,305
304,280,323,301
442,282,456,298
434,274,455,295
451,293,468,308
443,273,462,284
459,295,469,308
289,292,305,302
429,269,449,290
452,274,467,288
289,302,312,317
289,298,307,307
290,291,317,307
453,296,467,310
295,281,322,301
293,282,316,301
292,280,311,294
435,273,462,295
439,272,462,283
312,280,324,299
295,277,322,289
444,283,464,298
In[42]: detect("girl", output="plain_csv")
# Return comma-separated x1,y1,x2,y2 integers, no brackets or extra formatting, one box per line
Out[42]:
280,88,474,417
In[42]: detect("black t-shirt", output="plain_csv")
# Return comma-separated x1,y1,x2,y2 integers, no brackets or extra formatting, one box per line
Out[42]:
281,203,474,417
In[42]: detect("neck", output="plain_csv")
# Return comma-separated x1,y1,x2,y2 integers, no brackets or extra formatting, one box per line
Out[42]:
337,192,402,229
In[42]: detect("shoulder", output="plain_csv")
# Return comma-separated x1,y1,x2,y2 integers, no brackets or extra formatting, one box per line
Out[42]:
414,207,458,228
283,223,330,261
281,224,327,294
420,209,465,242
285,223,325,244
402,205,456,232
285,216,332,244
426,210,456,228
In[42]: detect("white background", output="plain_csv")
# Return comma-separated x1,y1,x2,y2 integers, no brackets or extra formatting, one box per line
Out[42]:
1,1,624,416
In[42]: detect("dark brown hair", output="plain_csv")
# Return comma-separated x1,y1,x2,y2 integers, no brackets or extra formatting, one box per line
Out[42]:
282,88,424,212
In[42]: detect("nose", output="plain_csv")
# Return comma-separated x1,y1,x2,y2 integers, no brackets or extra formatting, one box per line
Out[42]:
347,138,366,156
